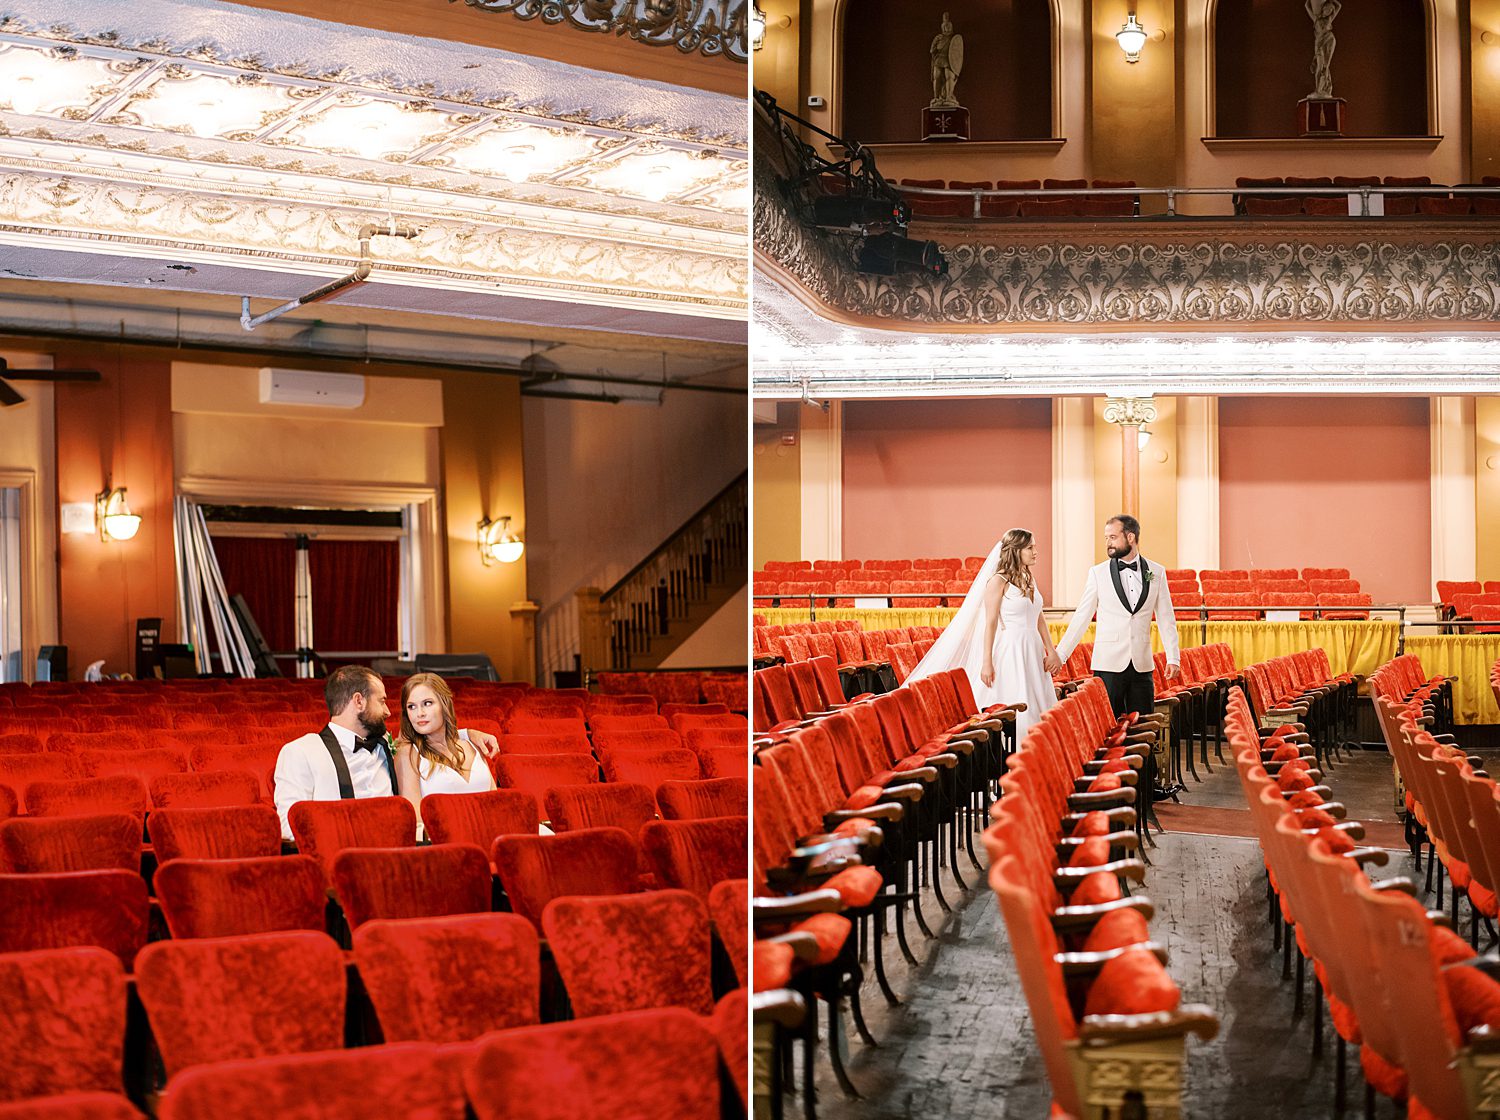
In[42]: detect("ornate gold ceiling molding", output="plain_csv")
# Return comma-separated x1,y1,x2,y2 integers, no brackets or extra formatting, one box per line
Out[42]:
448,0,748,64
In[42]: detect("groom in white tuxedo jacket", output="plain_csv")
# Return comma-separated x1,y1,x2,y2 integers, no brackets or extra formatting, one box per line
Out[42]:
1054,513,1180,719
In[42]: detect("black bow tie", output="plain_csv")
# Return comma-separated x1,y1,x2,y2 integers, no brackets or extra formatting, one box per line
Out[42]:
1116,559,1140,573
354,733,385,754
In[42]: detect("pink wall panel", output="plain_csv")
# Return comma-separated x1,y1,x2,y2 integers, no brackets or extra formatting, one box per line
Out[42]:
1218,397,1430,603
842,398,1053,600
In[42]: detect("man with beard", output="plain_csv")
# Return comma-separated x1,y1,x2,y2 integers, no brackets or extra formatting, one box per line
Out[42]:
272,665,497,840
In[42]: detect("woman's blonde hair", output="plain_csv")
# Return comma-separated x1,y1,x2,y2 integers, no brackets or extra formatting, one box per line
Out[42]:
994,528,1036,598
399,672,462,777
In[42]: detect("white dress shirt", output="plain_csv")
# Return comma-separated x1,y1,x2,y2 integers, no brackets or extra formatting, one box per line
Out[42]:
1117,558,1144,605
273,722,395,841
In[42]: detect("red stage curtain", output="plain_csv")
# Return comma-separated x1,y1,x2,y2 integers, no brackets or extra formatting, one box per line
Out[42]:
309,540,400,654
213,537,296,652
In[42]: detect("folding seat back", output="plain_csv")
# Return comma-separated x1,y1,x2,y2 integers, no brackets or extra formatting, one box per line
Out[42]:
0,731,46,754
832,629,867,665
591,729,683,758
419,789,537,848
774,634,812,663
785,660,825,714
543,782,656,834
0,784,15,820
503,717,589,737
542,889,713,1017
80,747,188,782
154,856,325,939
0,871,149,967
493,755,599,820
189,742,283,797
332,844,491,929
136,930,346,1077
601,747,701,787
0,947,128,1104
157,1041,468,1120
148,805,281,864
0,813,141,873
46,731,150,755
640,817,749,901
0,753,85,810
493,732,593,758
656,776,749,821
670,712,747,736
353,913,540,1042
463,1008,720,1120
147,769,260,811
491,827,640,927
288,796,417,883
586,714,670,732
887,642,922,683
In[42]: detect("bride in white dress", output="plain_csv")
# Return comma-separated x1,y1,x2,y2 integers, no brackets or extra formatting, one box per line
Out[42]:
393,672,495,819
907,528,1061,740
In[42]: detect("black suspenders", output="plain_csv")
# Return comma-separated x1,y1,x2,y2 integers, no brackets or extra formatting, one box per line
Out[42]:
316,726,396,799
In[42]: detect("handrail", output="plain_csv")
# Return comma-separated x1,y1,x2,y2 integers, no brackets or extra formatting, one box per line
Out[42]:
603,471,748,602
887,182,1500,219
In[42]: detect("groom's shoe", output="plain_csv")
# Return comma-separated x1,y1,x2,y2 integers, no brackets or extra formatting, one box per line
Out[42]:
1150,781,1184,803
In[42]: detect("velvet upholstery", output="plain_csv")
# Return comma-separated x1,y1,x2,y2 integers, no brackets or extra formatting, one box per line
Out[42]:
154,856,325,939
0,947,127,1102
26,776,149,819
640,817,749,901
187,743,283,798
492,827,641,927
0,872,149,967
1083,948,1182,1017
494,733,593,756
708,878,749,986
464,1007,719,1120
542,889,714,1017
0,785,15,820
699,746,746,779
591,730,685,758
147,806,281,863
287,796,417,883
419,789,537,848
148,770,260,810
493,755,598,818
0,754,85,811
0,814,141,873
136,930,346,1077
542,782,656,834
353,913,540,1042
158,1042,468,1120
79,748,188,781
712,988,749,1107
332,844,491,928
656,777,749,821
0,1094,145,1119
601,748,701,787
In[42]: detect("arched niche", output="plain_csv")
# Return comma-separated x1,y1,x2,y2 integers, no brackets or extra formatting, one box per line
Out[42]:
1213,0,1430,137
838,0,1054,143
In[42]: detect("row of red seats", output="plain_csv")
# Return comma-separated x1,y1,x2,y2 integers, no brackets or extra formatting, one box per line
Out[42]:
1436,580,1500,613
1233,174,1500,215
1163,590,1375,620
897,176,1139,219
1242,650,1359,771
591,670,746,711
1226,685,1500,1118
761,558,985,572
982,677,1215,1117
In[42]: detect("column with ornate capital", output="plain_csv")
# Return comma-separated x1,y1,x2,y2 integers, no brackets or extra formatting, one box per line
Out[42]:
1103,396,1158,517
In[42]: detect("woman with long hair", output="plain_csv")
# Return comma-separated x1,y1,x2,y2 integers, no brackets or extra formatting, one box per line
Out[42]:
907,528,1060,737
392,671,495,817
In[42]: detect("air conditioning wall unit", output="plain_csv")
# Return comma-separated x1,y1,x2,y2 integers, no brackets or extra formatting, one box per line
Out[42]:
258,368,366,409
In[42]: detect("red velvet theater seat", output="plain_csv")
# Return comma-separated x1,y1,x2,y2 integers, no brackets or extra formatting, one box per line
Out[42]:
542,889,714,1017
331,844,491,929
0,814,141,874
154,856,325,939
147,806,281,863
419,789,537,849
543,782,656,835
78,747,188,782
463,1007,720,1120
135,930,346,1078
157,1042,468,1120
0,947,130,1106
25,776,149,820
639,817,749,902
0,1093,146,1119
708,878,749,987
656,776,749,821
0,755,86,812
287,796,417,884
491,827,641,927
601,748,700,787
712,988,749,1109
187,743,282,799
0,871,149,968
493,755,599,821
352,913,540,1042
148,770,260,811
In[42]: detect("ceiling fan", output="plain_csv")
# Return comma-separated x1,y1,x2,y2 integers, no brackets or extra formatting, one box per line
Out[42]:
0,358,101,406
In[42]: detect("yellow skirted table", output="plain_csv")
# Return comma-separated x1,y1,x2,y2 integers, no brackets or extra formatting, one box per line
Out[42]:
1403,636,1500,726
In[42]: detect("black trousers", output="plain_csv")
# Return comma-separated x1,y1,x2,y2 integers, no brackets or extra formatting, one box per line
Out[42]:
1095,666,1155,719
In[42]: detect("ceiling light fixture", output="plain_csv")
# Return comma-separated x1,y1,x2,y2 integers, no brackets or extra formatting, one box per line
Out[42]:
96,485,142,542
478,516,524,565
1117,12,1148,62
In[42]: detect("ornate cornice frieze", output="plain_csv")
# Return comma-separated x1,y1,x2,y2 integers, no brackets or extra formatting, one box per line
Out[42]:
0,167,746,313
448,0,748,64
755,165,1500,327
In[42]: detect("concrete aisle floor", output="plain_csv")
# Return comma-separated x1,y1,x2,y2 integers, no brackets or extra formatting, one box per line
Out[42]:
807,748,1432,1120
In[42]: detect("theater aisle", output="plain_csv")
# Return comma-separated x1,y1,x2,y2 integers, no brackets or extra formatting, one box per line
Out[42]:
814,751,1421,1120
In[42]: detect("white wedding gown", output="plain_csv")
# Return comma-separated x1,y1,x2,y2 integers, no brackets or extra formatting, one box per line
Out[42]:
976,583,1057,742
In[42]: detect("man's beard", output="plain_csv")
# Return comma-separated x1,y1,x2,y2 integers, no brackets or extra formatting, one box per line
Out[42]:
357,710,387,737
1106,544,1125,559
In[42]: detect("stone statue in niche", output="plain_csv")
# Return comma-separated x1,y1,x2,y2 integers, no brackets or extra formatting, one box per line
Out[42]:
1298,0,1345,136
929,12,964,109
923,12,969,141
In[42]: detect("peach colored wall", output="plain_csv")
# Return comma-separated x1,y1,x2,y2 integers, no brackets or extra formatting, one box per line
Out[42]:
841,398,1054,600
1218,396,1431,603
55,351,178,676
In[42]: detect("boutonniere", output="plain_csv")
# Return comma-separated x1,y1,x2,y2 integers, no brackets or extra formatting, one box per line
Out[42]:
1142,566,1154,586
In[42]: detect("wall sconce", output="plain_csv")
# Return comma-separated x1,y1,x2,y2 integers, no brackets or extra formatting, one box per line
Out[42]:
1137,427,1153,451
751,2,766,50
478,516,524,565
1116,12,1148,63
96,485,142,542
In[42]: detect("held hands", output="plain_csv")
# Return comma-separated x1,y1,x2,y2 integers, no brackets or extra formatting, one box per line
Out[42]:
1166,663,1181,681
980,661,995,687
1043,651,1063,674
